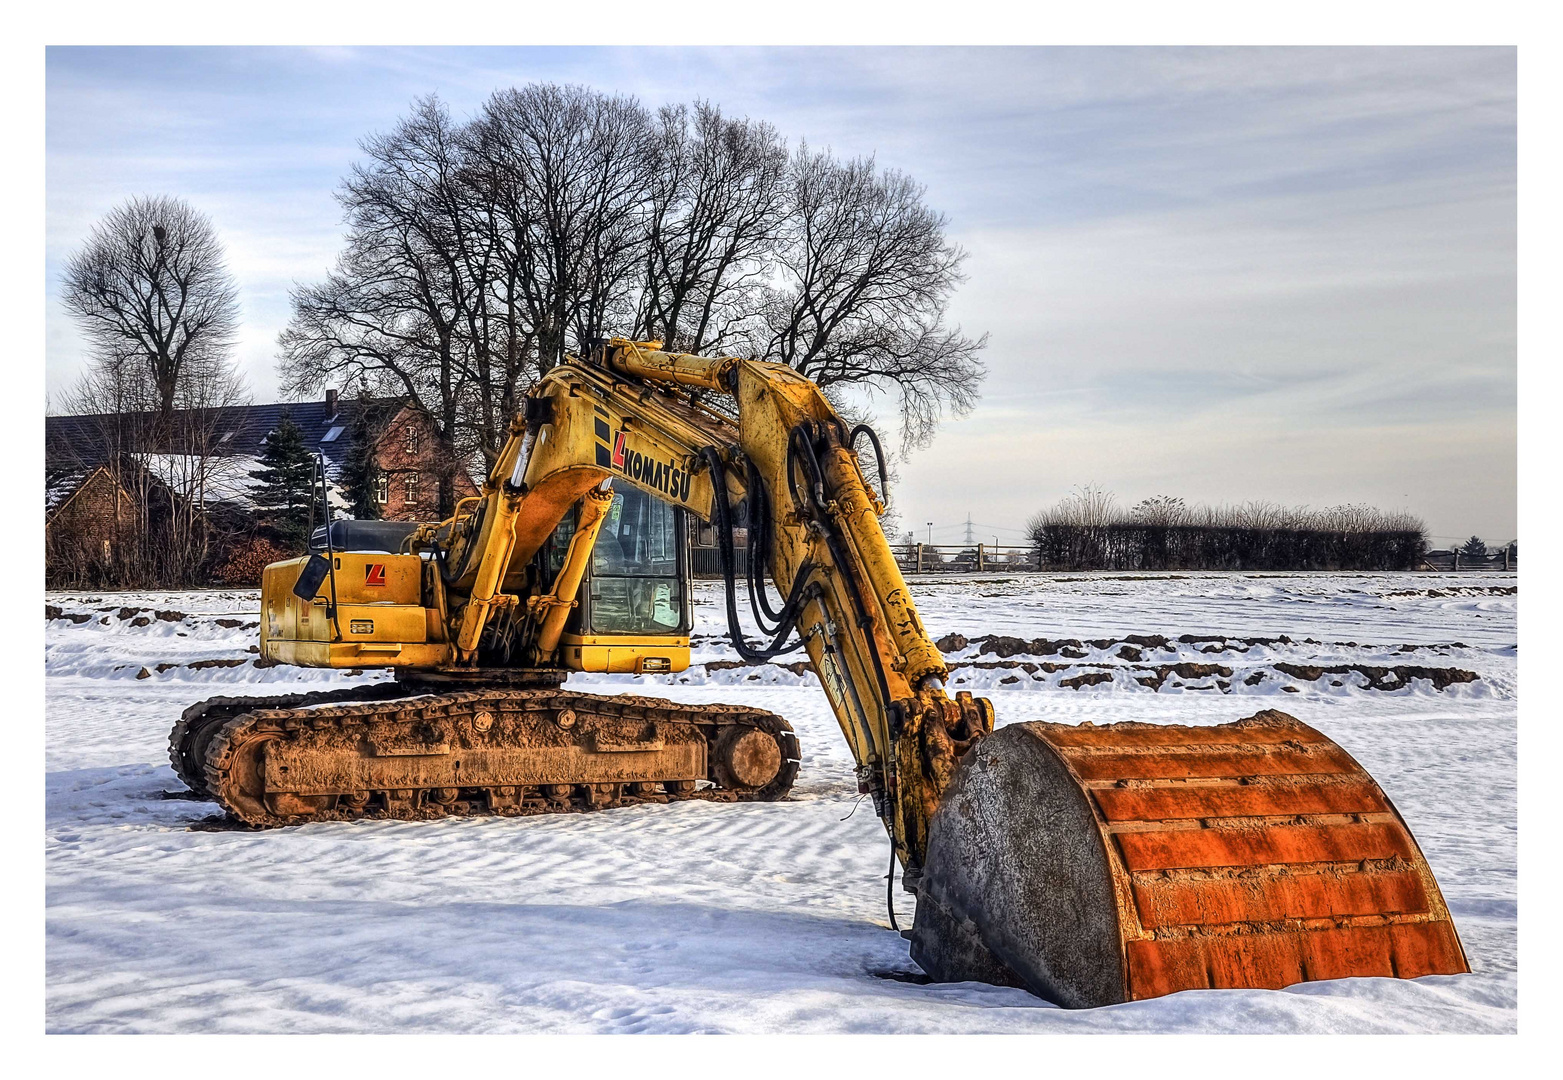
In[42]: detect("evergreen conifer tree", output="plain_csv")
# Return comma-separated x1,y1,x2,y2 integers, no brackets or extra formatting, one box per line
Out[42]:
1460,535,1488,560
249,416,319,549
340,403,384,520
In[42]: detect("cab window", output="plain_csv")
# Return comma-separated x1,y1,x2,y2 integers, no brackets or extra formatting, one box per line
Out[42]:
543,482,689,635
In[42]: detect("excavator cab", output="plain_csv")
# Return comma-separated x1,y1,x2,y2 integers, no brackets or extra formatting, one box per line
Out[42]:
260,484,693,677
539,481,693,675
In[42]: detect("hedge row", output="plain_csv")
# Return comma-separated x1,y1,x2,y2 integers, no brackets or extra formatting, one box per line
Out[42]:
1029,523,1427,572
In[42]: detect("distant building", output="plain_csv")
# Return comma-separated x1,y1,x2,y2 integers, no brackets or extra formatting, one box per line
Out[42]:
45,461,144,580
44,390,481,584
46,390,479,518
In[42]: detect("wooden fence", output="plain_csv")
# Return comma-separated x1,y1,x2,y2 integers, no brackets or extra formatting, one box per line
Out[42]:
1420,547,1517,572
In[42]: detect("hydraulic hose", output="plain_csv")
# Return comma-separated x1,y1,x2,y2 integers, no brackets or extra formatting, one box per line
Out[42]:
701,446,811,662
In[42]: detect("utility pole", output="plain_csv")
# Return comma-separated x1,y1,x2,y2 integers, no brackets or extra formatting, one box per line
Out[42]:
926,521,933,545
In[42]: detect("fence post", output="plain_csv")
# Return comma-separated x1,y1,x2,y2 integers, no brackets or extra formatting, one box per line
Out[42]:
977,542,985,572
1505,545,1510,571
1452,549,1459,572
916,543,925,574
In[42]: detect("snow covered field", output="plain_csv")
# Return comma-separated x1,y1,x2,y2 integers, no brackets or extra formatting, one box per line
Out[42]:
45,571,1517,1033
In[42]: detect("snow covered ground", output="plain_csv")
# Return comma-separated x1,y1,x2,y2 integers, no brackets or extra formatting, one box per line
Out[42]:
45,571,1517,1033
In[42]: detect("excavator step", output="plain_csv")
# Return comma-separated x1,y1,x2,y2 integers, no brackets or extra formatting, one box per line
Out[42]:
908,710,1467,1008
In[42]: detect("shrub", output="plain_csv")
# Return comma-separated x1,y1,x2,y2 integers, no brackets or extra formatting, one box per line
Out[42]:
1026,488,1427,571
211,535,297,586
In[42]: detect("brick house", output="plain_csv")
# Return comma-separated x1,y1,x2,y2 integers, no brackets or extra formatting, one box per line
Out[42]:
45,462,143,582
44,390,480,583
346,396,481,521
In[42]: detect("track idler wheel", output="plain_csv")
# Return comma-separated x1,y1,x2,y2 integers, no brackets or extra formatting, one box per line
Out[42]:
909,710,1469,1007
713,724,798,801
209,724,334,823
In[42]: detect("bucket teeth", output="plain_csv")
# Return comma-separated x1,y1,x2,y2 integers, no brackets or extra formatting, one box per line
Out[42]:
910,710,1468,1008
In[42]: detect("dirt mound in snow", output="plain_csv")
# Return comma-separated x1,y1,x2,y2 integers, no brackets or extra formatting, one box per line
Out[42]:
1386,586,1516,598
937,631,1475,658
1272,662,1479,691
44,604,258,632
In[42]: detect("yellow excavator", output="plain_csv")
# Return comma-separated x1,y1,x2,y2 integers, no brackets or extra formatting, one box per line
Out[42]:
168,339,1468,1008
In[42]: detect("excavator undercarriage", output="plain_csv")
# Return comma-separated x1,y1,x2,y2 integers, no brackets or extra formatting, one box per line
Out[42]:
167,338,1467,1006
172,681,798,827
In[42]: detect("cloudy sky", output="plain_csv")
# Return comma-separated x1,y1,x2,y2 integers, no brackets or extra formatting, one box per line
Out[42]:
45,46,1516,546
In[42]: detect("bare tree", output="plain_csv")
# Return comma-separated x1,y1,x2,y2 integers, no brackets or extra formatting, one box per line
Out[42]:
283,83,991,486
279,96,483,514
469,84,660,373
57,195,247,587
763,144,987,448
635,101,788,355
61,195,240,436
1128,495,1189,527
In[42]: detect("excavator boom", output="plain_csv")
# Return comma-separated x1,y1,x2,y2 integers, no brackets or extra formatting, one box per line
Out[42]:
171,338,1468,1008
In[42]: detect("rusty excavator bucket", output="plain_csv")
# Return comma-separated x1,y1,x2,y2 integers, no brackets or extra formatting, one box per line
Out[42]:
909,710,1468,1008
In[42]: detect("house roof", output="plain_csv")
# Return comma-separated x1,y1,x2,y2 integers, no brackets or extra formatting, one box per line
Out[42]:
45,466,94,515
45,396,408,472
139,453,350,512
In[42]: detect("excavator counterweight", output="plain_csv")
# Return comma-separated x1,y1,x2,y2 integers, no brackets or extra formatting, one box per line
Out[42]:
170,339,1467,1008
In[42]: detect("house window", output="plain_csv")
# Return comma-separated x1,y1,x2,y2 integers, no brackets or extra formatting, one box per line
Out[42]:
374,475,389,505
321,426,345,443
403,475,419,506
403,426,420,455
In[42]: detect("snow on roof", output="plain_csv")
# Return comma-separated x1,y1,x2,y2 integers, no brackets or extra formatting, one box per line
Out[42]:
136,453,349,512
45,468,92,514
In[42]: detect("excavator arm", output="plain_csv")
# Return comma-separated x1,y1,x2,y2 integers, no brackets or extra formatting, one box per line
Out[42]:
420,338,984,879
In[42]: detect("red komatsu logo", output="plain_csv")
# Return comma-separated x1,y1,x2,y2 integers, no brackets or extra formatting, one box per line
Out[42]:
613,431,628,469
365,563,387,587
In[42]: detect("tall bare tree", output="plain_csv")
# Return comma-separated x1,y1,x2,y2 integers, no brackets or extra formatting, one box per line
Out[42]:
469,83,661,372
635,102,788,354
59,195,248,586
61,195,240,436
281,83,990,491
280,96,483,514
764,145,986,448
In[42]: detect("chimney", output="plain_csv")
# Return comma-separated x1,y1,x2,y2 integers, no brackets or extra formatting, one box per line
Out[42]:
325,388,339,416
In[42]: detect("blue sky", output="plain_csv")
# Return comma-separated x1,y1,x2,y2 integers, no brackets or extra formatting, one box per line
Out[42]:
45,46,1516,544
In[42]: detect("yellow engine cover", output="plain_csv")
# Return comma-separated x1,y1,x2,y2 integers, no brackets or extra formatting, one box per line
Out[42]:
260,553,452,668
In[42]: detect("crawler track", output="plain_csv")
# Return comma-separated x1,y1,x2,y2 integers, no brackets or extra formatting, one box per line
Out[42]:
173,686,799,827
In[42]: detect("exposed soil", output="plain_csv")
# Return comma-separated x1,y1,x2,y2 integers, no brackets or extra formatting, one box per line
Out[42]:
1059,671,1114,689
704,659,813,677
936,631,1478,658
1272,662,1479,691
1386,586,1516,598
